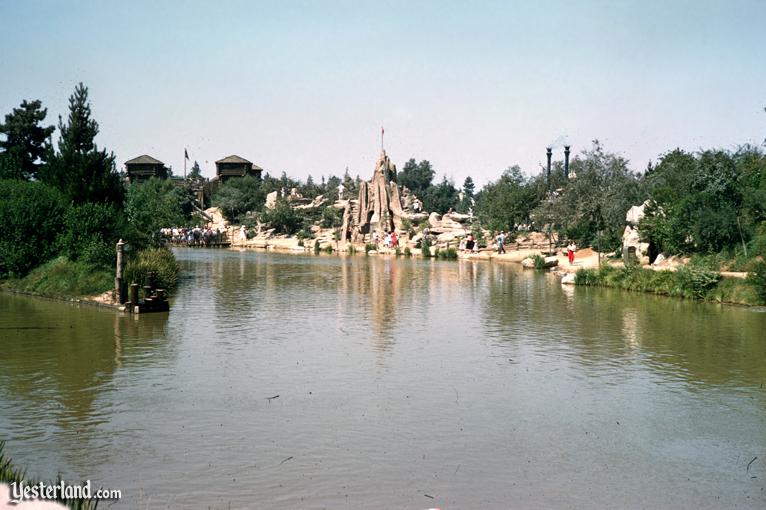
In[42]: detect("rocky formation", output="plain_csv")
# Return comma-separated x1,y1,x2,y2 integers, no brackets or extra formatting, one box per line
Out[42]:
622,200,651,265
340,151,429,244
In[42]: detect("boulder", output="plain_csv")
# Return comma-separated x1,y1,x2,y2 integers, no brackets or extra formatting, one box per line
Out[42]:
622,225,650,265
265,191,278,209
561,273,576,285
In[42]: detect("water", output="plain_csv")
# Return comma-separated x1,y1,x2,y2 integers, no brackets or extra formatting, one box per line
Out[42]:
1,249,764,509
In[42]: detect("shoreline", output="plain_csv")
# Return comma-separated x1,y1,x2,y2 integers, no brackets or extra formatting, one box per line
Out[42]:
0,286,125,312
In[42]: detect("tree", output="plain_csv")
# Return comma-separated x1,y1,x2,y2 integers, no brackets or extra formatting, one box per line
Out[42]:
531,141,641,250
640,148,751,254
476,166,538,232
457,175,475,213
397,159,434,198
211,175,265,221
188,160,203,180
423,176,459,214
0,99,55,180
41,83,123,205
126,178,193,245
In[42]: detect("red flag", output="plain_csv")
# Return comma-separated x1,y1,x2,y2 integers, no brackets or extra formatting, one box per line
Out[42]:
381,126,384,135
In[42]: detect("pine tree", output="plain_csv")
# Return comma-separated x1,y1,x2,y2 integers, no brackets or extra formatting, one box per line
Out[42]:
41,83,123,205
0,99,55,180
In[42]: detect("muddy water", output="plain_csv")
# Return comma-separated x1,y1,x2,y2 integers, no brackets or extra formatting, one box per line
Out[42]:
1,249,764,509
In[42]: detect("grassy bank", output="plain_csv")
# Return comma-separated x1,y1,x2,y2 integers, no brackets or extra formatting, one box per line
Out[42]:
1,248,180,300
574,264,765,306
2,256,113,298
0,441,96,510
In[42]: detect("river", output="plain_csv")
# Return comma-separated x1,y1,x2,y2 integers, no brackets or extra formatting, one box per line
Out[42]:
1,249,764,509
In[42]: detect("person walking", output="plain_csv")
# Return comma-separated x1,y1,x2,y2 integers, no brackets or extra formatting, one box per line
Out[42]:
496,232,506,254
567,241,576,265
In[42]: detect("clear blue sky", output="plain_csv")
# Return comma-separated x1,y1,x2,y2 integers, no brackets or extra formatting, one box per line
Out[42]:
1,0,764,184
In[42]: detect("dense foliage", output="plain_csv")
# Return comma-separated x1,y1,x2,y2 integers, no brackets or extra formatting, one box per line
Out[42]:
639,147,766,256
126,178,194,244
0,180,66,277
0,99,54,180
0,84,187,294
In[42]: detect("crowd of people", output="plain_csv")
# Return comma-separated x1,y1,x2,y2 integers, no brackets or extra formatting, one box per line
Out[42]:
160,227,227,246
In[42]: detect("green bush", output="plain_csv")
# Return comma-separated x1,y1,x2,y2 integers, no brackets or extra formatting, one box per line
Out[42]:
746,260,766,303
404,246,412,257
421,237,432,257
395,247,402,257
0,179,66,277
260,200,303,235
323,244,333,254
57,202,126,267
532,254,546,270
5,256,113,297
321,206,342,228
436,247,458,259
675,265,720,299
348,244,357,255
313,239,320,254
365,243,375,254
124,248,180,291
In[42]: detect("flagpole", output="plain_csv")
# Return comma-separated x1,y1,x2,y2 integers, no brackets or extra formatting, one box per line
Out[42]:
184,149,187,180
381,126,384,152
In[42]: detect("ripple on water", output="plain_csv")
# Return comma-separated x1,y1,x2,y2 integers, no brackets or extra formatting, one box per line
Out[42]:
1,251,765,509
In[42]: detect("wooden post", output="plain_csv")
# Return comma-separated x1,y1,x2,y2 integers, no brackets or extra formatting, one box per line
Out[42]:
129,283,139,307
115,239,126,303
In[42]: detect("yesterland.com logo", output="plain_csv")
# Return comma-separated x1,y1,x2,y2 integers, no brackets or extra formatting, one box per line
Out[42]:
4,480,121,506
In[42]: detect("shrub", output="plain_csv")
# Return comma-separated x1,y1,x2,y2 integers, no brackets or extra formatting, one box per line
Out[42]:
395,247,402,257
421,237,432,257
324,244,333,254
6,256,113,297
124,248,180,291
321,206,342,228
348,244,357,255
0,180,66,277
532,254,546,270
675,265,720,299
404,246,412,257
57,202,126,267
365,243,375,254
435,247,458,259
313,239,320,254
260,200,303,235
746,260,766,303
433,247,441,258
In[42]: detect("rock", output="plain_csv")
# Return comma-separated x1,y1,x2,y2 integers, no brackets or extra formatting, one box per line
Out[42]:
652,253,666,266
561,273,576,285
622,225,650,265
625,201,649,226
437,232,458,243
428,212,442,228
265,190,278,209
521,256,558,269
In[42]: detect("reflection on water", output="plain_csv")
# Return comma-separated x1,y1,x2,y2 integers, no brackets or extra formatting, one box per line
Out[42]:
1,250,765,509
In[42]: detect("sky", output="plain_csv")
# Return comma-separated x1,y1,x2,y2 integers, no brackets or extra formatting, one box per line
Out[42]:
1,0,764,185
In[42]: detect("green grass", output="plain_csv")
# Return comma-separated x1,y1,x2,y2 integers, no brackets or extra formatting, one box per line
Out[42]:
123,248,180,292
574,265,763,305
532,254,547,270
0,441,97,510
2,256,113,298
